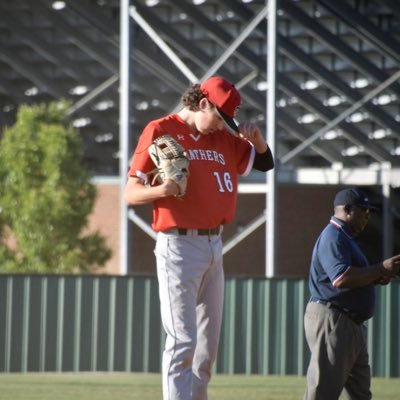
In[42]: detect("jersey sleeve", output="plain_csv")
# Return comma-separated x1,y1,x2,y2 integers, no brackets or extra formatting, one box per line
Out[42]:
128,122,161,182
234,137,255,176
318,233,352,284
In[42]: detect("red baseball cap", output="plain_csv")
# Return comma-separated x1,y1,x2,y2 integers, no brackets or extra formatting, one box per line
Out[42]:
200,77,241,132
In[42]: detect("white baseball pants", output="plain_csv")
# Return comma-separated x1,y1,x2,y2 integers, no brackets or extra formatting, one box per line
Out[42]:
154,231,224,400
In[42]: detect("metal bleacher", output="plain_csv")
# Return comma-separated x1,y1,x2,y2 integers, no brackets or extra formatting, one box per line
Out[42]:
0,0,399,176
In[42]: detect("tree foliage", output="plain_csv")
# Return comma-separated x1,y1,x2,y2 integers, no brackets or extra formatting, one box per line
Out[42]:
0,101,112,273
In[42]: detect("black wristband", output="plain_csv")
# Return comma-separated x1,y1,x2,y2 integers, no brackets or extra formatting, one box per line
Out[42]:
253,148,274,172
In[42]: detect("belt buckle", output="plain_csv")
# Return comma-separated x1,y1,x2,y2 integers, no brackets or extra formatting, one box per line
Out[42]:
210,226,219,235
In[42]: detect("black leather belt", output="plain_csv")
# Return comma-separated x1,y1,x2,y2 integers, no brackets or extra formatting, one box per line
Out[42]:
177,226,221,236
310,298,365,325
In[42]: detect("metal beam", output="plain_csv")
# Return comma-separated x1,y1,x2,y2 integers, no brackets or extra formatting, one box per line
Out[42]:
279,35,400,140
280,0,400,137
67,75,119,116
36,0,119,73
66,0,189,108
278,109,341,164
171,0,343,164
280,166,400,187
319,0,400,65
223,212,266,255
130,6,198,84
281,69,400,164
65,0,119,47
119,0,133,275
279,75,390,163
266,0,278,278
134,1,254,100
0,8,120,115
200,1,391,165
381,174,393,259
0,8,111,87
190,4,270,81
0,44,64,98
282,0,400,100
0,43,117,136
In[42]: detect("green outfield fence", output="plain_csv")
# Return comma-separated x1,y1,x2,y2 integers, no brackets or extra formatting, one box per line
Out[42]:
0,275,399,377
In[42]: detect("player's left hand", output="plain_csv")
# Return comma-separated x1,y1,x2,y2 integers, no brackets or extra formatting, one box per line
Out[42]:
237,122,268,153
237,122,261,141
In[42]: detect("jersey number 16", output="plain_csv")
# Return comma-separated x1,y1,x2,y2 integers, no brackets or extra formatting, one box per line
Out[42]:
213,171,233,193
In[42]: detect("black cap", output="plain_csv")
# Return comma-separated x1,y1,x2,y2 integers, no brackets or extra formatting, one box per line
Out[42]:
333,188,378,210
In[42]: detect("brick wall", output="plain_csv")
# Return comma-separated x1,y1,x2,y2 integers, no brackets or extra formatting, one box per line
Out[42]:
89,183,398,277
88,181,121,275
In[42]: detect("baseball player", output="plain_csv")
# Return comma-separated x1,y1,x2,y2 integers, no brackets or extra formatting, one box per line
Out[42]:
125,76,274,400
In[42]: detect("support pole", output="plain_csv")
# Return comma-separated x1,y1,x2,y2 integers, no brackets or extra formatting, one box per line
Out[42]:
266,0,278,277
381,164,393,258
119,0,133,275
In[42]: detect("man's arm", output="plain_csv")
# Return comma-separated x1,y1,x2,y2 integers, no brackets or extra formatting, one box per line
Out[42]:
333,255,400,289
124,176,179,205
235,122,274,172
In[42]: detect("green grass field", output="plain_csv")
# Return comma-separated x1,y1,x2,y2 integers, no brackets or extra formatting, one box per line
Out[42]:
0,373,399,400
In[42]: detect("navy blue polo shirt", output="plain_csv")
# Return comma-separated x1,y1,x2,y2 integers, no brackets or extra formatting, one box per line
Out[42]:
308,216,375,320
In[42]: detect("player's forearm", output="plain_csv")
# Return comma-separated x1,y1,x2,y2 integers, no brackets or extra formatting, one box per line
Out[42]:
334,255,400,289
333,264,391,289
252,139,268,154
124,178,178,205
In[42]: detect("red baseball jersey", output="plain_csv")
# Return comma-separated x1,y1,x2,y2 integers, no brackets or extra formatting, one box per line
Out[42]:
128,113,255,231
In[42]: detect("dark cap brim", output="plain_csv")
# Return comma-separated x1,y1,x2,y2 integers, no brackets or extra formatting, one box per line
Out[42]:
357,202,379,211
216,107,239,133
365,203,379,211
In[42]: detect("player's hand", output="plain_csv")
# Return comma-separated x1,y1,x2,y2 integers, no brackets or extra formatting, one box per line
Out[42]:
237,122,268,153
161,179,180,197
237,122,262,141
374,275,394,285
382,254,400,275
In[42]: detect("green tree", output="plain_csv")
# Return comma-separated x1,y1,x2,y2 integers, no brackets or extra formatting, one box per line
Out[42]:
0,101,112,273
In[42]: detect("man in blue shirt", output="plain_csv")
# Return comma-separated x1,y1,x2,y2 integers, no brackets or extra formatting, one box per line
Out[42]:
304,187,400,400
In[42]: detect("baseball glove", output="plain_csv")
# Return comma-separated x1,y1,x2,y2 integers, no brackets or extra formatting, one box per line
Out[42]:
148,135,190,197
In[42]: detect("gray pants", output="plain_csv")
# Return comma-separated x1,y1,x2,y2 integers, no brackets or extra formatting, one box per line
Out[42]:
155,231,224,400
304,301,371,400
